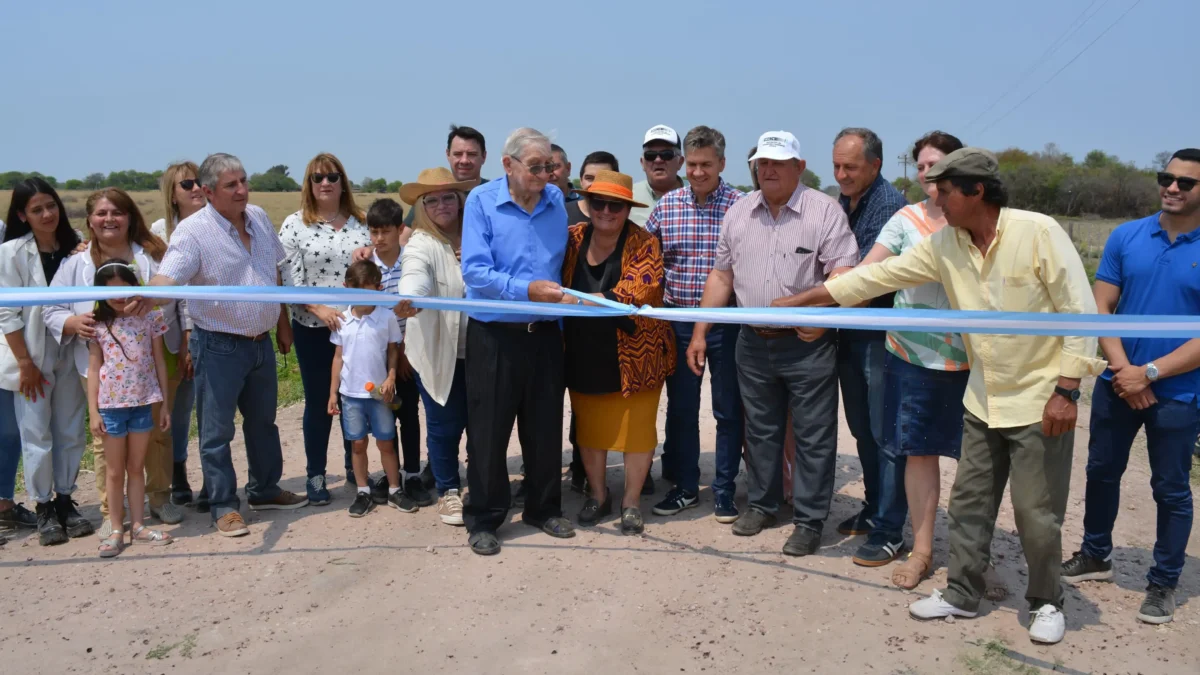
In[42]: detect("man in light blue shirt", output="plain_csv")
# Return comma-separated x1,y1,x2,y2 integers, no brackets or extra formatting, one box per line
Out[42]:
460,127,575,555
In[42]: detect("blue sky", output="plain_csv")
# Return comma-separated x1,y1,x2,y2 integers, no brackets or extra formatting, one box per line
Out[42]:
2,0,1190,189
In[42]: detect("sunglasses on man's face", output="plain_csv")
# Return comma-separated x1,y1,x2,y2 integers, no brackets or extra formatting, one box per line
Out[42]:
513,158,561,177
179,179,199,190
310,172,342,185
588,196,626,214
643,150,678,163
1157,171,1199,192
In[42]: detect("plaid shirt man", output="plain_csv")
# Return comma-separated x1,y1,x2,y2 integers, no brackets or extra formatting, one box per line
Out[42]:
645,179,744,307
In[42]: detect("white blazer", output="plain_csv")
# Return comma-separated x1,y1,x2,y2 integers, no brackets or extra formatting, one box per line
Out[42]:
44,243,186,378
0,233,52,391
398,231,467,406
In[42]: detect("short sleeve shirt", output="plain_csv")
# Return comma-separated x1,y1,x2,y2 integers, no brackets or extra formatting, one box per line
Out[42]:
331,307,405,399
96,310,169,408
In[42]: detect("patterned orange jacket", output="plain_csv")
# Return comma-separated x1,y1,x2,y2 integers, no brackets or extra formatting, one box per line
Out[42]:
562,221,676,398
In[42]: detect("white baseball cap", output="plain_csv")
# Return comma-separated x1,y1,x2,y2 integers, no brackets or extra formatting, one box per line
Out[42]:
643,124,681,148
749,131,802,161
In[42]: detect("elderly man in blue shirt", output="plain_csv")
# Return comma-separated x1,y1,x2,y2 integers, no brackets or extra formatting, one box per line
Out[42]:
1062,148,1200,625
460,127,576,555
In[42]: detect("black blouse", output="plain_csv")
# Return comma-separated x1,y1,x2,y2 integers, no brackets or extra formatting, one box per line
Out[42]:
563,225,629,395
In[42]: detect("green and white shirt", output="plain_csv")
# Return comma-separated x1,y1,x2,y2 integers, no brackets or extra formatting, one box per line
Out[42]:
873,202,969,372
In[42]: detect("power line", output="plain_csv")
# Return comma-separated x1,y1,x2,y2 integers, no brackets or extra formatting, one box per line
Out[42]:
963,0,1107,131
977,0,1143,137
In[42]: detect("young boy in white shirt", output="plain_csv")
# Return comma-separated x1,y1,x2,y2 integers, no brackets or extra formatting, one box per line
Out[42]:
328,260,416,517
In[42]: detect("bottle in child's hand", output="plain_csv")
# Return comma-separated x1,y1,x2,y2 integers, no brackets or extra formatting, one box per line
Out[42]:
364,382,401,410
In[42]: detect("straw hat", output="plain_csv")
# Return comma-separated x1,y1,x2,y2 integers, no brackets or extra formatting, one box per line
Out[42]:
397,167,479,206
573,170,649,208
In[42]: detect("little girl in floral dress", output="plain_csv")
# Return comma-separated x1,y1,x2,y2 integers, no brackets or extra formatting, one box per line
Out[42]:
87,260,173,557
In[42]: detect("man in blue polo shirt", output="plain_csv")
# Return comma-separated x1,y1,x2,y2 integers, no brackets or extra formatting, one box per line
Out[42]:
1061,148,1200,625
460,127,575,556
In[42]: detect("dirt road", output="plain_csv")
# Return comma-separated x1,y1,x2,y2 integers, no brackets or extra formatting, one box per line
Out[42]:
1,381,1196,674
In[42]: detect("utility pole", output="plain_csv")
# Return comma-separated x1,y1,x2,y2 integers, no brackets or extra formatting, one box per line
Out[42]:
897,153,912,182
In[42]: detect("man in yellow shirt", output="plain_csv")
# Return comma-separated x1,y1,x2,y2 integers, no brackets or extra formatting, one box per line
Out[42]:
775,148,1106,645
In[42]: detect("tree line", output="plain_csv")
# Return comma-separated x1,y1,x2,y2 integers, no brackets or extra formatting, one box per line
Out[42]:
0,145,1172,217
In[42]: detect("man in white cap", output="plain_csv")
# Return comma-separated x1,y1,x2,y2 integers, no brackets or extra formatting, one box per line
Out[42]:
686,131,859,556
630,124,685,227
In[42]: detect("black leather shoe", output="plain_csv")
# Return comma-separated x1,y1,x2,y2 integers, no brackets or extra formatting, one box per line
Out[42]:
782,526,822,557
54,494,94,538
731,509,776,536
526,516,576,539
36,502,67,546
577,490,612,525
469,531,501,556
170,461,193,506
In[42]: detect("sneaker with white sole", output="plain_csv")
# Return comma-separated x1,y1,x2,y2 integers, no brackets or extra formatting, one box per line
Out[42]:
1028,604,1065,644
909,589,978,620
151,501,185,525
1061,550,1113,584
437,489,464,526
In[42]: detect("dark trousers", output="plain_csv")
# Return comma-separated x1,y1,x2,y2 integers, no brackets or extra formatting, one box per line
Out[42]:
944,411,1073,612
392,374,422,474
838,335,897,532
736,327,839,531
464,320,564,533
416,360,468,495
1082,378,1198,588
292,321,354,478
665,320,743,497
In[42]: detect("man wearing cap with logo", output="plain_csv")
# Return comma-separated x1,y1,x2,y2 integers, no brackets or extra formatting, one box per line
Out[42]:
687,131,859,557
630,125,685,227
778,147,1106,645
645,126,746,523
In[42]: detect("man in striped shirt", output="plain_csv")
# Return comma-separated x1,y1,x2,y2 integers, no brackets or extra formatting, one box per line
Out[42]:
686,131,859,556
645,126,746,523
152,153,308,538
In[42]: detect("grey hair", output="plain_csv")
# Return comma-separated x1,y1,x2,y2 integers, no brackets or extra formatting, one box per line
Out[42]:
835,128,883,164
551,143,568,164
684,126,727,160
198,153,245,189
502,127,551,160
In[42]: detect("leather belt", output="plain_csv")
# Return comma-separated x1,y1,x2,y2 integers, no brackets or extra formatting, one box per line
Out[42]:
212,330,270,342
492,321,556,333
752,327,795,340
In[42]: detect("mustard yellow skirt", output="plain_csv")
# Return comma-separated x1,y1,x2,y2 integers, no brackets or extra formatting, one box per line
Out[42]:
569,386,662,454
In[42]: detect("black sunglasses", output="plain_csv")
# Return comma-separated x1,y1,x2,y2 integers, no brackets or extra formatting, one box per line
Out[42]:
1157,171,1198,193
588,196,626,214
179,179,199,190
643,149,678,163
310,172,342,185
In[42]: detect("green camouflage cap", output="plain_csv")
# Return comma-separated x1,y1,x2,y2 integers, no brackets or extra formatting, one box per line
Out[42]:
924,147,999,182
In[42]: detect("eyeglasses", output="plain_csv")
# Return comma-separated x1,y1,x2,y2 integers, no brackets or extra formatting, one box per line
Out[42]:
310,172,342,185
1157,171,1198,193
179,179,199,190
422,194,459,209
587,196,626,214
512,158,562,176
643,150,678,163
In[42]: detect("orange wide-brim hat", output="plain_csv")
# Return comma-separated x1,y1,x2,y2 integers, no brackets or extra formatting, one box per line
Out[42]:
572,169,649,208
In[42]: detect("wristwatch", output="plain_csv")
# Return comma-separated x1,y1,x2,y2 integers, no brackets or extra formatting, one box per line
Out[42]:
1054,385,1081,402
1145,362,1160,382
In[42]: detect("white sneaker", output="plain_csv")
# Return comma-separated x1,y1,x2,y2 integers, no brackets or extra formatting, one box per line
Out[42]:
909,589,978,620
437,489,464,526
1029,604,1065,644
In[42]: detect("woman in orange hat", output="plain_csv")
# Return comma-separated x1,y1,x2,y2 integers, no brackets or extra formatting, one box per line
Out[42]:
561,170,674,534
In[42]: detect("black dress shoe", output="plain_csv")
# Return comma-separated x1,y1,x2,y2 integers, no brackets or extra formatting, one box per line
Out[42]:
577,490,612,525
54,494,94,538
526,516,576,539
469,531,501,556
170,461,193,506
782,526,822,557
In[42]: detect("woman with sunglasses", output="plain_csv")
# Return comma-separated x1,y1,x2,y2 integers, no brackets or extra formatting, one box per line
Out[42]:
279,152,371,505
564,151,619,226
150,162,207,508
391,168,478,526
0,178,90,546
559,170,674,535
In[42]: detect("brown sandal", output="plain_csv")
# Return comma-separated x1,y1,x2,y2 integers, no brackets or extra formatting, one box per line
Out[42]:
891,551,932,590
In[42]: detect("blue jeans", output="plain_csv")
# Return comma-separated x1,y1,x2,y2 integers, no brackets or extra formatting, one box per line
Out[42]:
416,360,467,495
191,328,284,520
0,388,20,500
170,375,195,463
664,320,743,497
1082,378,1199,588
838,336,903,536
292,321,355,478
340,397,396,441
